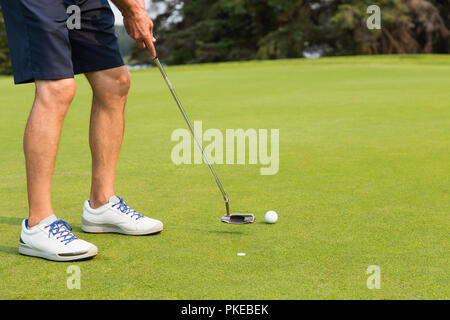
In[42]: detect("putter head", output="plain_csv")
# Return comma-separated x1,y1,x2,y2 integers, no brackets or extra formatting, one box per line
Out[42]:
221,214,255,225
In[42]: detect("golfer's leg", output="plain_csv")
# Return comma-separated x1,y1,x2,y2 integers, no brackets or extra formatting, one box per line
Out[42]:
85,66,131,209
25,79,76,227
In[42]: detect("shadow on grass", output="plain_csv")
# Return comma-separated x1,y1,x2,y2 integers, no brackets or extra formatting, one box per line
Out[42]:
208,230,244,235
71,225,83,233
196,229,244,235
0,216,23,226
0,245,18,256
0,217,21,256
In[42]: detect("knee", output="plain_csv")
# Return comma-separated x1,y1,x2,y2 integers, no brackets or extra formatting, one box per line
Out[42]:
35,79,77,109
116,69,131,97
88,68,131,113
101,68,131,98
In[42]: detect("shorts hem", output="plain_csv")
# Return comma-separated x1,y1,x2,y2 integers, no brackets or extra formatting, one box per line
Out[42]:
74,60,125,75
14,74,75,85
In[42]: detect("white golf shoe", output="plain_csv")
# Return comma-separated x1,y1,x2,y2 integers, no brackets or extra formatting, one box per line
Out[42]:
82,196,163,235
19,214,98,262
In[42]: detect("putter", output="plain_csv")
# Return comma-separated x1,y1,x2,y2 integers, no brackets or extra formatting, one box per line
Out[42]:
153,57,255,225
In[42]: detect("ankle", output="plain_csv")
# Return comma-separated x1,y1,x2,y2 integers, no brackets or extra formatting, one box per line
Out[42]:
27,212,53,228
89,196,112,209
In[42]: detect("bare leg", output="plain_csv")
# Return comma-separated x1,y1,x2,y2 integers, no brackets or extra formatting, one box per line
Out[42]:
85,67,131,209
24,79,77,227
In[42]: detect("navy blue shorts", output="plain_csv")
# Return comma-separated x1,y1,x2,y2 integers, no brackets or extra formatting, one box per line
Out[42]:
0,0,124,84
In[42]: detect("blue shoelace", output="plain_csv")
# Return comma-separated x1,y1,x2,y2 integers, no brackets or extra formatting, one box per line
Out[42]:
45,219,78,245
112,197,144,220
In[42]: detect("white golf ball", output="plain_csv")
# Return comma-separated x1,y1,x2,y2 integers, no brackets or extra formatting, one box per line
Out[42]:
265,210,278,224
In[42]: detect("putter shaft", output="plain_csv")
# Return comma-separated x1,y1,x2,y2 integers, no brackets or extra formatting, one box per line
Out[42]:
153,57,231,216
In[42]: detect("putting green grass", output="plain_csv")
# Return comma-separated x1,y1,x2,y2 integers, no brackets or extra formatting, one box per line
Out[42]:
0,55,448,299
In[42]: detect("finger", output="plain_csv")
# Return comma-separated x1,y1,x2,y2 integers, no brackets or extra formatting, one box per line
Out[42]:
144,38,157,59
136,40,146,49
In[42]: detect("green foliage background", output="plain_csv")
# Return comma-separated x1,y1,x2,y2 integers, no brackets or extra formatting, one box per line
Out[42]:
131,0,449,65
0,1,448,71
0,8,12,75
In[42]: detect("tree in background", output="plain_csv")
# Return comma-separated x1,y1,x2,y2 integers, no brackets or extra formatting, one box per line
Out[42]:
406,0,449,53
328,0,449,55
131,0,317,65
0,8,12,75
130,0,448,65
0,1,448,72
